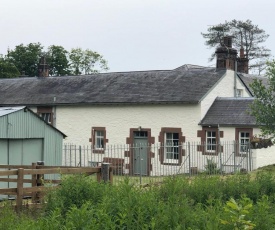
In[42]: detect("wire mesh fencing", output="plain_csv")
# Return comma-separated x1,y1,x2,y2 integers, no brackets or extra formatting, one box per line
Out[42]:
63,141,252,184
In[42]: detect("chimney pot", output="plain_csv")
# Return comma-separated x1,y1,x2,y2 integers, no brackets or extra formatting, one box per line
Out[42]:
223,36,232,48
240,47,244,58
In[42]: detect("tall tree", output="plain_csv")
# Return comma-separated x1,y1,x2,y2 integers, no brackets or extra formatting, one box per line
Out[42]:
202,20,270,74
46,45,70,76
250,60,275,137
69,48,108,75
7,43,43,77
0,55,20,78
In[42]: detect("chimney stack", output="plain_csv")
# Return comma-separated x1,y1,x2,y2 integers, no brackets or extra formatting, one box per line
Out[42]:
38,56,49,77
237,47,249,74
223,36,232,48
215,36,237,71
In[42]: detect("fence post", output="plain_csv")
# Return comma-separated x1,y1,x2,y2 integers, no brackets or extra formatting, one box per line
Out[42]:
31,162,37,203
102,163,110,183
36,161,44,203
16,168,24,212
109,166,113,184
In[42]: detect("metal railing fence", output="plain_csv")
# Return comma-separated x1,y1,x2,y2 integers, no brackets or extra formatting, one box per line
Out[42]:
63,141,252,184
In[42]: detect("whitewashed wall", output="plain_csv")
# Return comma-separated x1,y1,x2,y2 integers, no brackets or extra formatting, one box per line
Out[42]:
57,104,202,145
200,70,251,119
219,127,262,141
252,145,275,169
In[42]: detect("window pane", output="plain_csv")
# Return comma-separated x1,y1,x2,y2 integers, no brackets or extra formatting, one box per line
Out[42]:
173,133,179,139
95,130,105,149
165,132,180,160
96,131,104,137
41,113,51,123
239,132,250,153
166,133,173,139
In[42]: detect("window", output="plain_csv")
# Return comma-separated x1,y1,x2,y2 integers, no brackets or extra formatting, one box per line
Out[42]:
235,128,253,155
206,131,216,151
37,107,53,125
165,132,179,160
40,113,51,124
197,127,223,155
95,130,104,149
89,127,108,153
158,128,185,165
239,132,250,152
236,89,243,98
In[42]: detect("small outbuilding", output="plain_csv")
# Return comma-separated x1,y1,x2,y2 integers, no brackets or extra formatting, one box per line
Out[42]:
0,106,66,166
0,107,66,198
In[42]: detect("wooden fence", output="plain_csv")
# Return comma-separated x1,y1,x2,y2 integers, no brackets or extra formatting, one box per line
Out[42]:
0,162,113,211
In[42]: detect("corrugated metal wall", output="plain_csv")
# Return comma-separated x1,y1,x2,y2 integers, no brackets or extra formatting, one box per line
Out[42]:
0,109,64,166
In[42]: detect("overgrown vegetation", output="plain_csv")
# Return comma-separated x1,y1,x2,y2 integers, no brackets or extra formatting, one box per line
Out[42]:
2,169,275,229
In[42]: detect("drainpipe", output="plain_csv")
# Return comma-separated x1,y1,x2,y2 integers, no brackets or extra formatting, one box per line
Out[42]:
53,96,57,127
234,59,237,97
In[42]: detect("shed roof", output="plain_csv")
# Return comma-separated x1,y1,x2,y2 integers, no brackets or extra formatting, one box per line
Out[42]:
0,65,226,105
199,97,257,127
0,106,67,137
0,106,25,117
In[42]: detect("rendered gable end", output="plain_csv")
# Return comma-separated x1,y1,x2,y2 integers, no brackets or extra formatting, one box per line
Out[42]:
200,70,252,120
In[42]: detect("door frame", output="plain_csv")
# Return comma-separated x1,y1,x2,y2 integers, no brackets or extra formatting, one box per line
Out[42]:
125,128,155,176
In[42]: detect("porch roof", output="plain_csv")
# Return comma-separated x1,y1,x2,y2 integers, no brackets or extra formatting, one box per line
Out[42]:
199,97,257,127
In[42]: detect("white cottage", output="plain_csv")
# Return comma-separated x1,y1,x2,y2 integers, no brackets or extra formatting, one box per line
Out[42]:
0,37,269,175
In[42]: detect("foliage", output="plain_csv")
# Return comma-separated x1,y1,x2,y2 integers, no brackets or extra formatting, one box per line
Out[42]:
0,55,20,78
202,19,270,74
7,43,43,77
221,197,255,229
250,60,275,137
0,43,109,77
2,172,275,229
46,45,70,76
204,158,221,175
69,47,109,75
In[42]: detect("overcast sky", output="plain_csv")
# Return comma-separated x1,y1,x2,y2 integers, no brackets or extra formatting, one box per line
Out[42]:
0,0,274,73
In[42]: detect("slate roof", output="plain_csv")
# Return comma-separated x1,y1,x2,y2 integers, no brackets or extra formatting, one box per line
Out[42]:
199,97,257,126
238,73,269,95
0,65,226,106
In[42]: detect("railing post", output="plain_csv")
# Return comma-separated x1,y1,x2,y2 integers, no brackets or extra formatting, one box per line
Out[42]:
234,141,237,173
79,145,82,167
101,163,110,183
188,142,191,177
16,168,24,212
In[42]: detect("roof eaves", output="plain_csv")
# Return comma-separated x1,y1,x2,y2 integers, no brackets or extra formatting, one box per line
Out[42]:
198,71,227,103
237,73,253,97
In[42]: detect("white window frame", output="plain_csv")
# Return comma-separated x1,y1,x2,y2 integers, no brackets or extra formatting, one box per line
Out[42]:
236,89,243,98
164,132,179,162
40,113,52,124
206,131,216,151
239,131,250,153
95,130,104,149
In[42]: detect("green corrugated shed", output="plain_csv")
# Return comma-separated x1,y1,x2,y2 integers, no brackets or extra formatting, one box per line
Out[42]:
0,107,66,198
0,106,66,165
